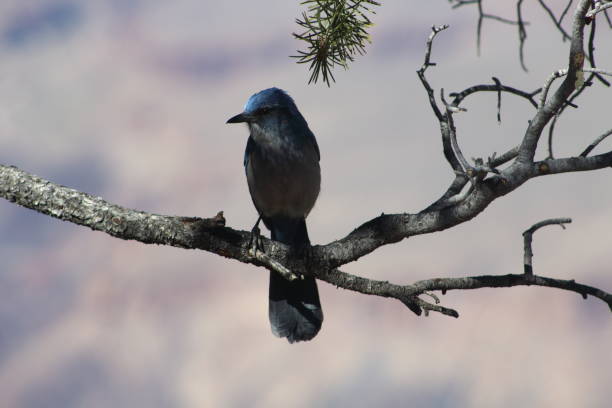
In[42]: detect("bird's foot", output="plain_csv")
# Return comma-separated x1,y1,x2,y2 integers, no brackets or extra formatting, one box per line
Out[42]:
249,217,264,255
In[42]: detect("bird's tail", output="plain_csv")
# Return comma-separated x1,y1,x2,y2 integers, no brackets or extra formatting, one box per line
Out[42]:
268,217,323,343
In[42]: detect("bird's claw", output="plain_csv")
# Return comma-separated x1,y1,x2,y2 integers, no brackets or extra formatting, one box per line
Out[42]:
249,220,264,255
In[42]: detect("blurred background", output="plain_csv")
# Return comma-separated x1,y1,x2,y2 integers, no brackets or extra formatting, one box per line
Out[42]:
0,1,611,407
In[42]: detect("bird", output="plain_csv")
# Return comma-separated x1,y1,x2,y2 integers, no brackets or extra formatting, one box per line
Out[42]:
226,87,323,343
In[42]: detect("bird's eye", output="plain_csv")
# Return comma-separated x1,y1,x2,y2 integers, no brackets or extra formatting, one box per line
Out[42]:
257,107,272,115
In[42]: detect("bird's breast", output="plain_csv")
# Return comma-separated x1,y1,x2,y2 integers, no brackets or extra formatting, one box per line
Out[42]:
246,145,320,219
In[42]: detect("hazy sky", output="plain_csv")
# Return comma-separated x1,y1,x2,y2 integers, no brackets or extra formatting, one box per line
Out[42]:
0,1,611,407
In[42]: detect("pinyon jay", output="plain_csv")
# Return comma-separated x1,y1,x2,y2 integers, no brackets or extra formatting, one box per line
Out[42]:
227,87,323,343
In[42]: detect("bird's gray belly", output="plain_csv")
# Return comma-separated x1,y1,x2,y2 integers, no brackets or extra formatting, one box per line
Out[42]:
247,150,320,218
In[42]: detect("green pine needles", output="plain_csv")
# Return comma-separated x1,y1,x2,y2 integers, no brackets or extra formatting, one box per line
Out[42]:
293,0,381,86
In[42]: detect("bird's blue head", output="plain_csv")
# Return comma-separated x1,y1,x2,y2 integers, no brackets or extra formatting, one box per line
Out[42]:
226,87,301,124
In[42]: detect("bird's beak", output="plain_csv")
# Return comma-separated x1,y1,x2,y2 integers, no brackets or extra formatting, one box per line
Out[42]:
226,112,250,124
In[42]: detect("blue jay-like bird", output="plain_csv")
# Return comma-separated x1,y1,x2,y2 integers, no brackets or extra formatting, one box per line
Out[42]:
226,87,323,343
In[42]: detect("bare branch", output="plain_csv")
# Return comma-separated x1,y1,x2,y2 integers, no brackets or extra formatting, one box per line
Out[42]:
580,128,612,157
558,0,575,26
476,0,484,55
538,69,569,109
453,0,530,60
450,0,478,9
493,76,502,122
533,150,612,177
491,146,519,167
441,90,473,180
416,24,449,122
450,80,541,109
536,0,572,41
4,142,611,313
249,248,299,281
412,297,459,318
435,182,474,208
539,67,612,109
482,13,524,26
547,20,609,159
517,0,594,164
523,218,572,276
587,18,611,87
605,8,612,27
517,0,528,71
586,1,612,18
413,274,612,312
416,24,467,181
319,266,611,318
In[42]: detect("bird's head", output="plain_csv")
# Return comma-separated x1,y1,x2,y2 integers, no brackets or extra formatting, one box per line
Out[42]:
226,87,300,126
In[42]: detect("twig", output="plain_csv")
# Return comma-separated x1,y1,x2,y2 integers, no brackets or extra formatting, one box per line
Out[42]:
249,248,299,281
482,13,524,26
439,182,475,207
450,0,479,9
441,89,473,180
586,1,612,18
587,18,611,87
580,128,612,157
517,0,528,71
450,81,541,108
491,146,519,167
454,0,530,60
539,68,569,109
417,25,468,178
412,297,459,318
605,8,612,28
536,0,572,40
416,24,449,122
493,76,502,122
539,67,612,109
558,0,574,26
546,113,560,159
476,0,484,55
413,273,612,312
522,218,572,276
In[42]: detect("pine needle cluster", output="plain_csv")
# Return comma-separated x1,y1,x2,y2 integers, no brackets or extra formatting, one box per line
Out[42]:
293,0,381,86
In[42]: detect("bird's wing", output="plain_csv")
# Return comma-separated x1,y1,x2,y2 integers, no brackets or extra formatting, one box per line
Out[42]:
307,128,320,162
243,135,256,171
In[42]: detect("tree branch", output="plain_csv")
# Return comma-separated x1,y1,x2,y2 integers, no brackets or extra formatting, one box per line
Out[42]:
536,0,572,41
3,159,611,315
450,80,541,109
413,274,612,312
522,218,572,275
416,24,448,122
516,0,591,164
580,128,612,157
586,1,612,19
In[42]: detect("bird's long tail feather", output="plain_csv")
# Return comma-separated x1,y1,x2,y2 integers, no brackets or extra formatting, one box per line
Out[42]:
267,217,323,343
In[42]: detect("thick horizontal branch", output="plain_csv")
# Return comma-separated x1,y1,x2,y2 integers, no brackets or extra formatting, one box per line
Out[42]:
0,164,252,259
3,159,611,316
